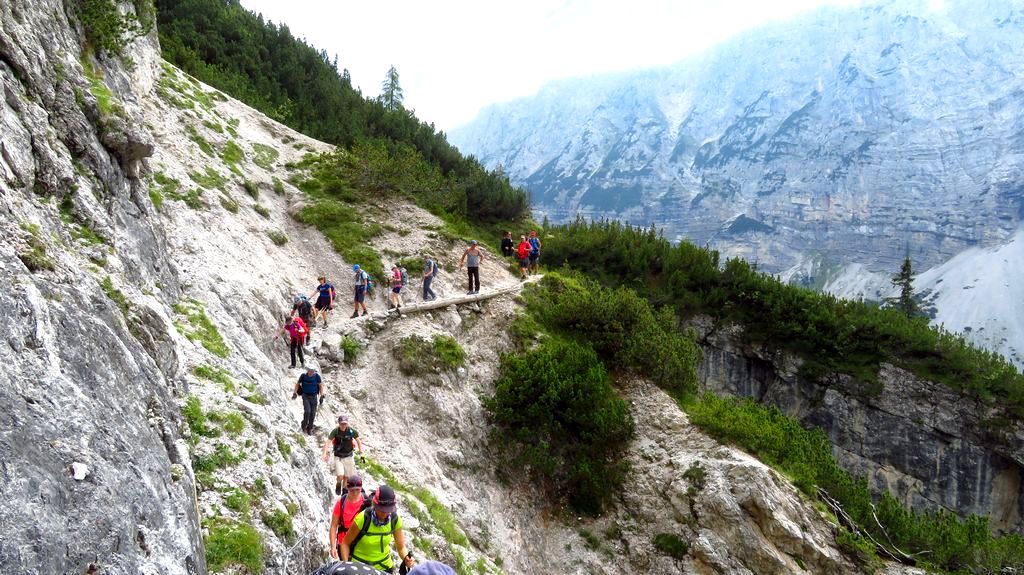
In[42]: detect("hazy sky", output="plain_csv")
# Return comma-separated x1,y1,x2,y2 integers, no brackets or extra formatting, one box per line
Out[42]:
239,0,866,132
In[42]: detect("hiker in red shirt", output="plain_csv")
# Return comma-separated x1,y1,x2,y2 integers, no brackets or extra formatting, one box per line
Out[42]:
275,315,308,368
516,235,531,280
329,475,366,560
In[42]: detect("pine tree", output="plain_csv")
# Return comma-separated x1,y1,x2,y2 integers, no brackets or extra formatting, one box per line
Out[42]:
380,65,404,111
890,256,919,317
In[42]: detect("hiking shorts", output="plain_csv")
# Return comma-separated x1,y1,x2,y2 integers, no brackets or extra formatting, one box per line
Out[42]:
354,286,365,303
392,286,402,294
529,253,539,263
315,298,331,311
333,455,356,477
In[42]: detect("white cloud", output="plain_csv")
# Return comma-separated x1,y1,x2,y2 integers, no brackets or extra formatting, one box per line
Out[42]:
239,0,865,132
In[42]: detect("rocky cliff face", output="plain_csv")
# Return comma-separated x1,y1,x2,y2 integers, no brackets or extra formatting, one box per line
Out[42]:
696,317,1024,534
453,0,1024,274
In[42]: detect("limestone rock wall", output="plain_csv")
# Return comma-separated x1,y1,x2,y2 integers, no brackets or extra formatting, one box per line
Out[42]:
696,319,1024,534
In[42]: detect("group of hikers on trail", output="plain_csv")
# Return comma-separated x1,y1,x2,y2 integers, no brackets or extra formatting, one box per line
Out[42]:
501,230,542,279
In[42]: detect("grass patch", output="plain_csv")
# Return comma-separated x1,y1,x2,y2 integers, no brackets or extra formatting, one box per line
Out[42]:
224,488,251,514
99,276,130,315
205,519,263,573
261,508,295,541
243,180,259,199
202,119,223,133
189,166,227,190
340,335,361,364
272,176,285,195
292,198,383,280
653,533,688,560
275,433,291,459
394,334,466,376
182,395,219,441
150,172,181,211
174,299,229,358
148,187,164,210
82,60,118,116
221,140,245,166
193,364,235,392
252,143,279,170
193,443,243,474
266,230,288,246
186,125,214,156
253,204,270,219
208,411,245,436
18,222,55,272
219,195,239,213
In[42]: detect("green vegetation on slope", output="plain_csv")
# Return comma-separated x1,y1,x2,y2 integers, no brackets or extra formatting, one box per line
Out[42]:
544,218,1024,416
688,393,1024,573
155,0,528,223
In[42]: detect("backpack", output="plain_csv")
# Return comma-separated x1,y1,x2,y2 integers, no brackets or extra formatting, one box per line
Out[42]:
429,260,438,277
332,428,356,457
399,267,408,287
365,273,373,293
349,505,398,564
297,299,312,318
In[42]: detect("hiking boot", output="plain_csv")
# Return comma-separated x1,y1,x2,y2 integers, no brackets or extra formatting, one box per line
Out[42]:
335,482,342,496
361,310,368,316
323,320,328,328
350,312,358,319
396,307,402,316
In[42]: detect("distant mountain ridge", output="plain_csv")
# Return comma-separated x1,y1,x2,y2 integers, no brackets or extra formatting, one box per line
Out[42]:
451,0,1024,275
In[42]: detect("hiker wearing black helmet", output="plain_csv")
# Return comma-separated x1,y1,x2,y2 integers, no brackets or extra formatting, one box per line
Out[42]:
311,276,336,328
292,367,323,434
458,240,484,295
292,294,314,343
340,485,413,573
322,415,363,495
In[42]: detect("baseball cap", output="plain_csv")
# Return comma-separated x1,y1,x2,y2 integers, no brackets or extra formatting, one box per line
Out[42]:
346,474,362,488
470,240,478,245
352,264,360,271
408,561,457,575
338,415,349,423
373,485,397,513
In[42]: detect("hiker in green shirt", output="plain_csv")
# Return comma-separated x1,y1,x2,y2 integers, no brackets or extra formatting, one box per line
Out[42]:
339,485,413,573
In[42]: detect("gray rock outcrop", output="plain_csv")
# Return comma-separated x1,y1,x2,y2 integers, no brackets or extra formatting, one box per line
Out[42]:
696,318,1024,534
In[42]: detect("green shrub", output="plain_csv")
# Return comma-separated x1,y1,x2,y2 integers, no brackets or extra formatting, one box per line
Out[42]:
525,273,700,399
253,204,270,218
182,395,218,440
272,176,285,195
202,119,223,133
394,334,466,376
242,179,259,199
485,338,633,514
18,222,55,272
205,519,263,573
653,533,688,560
77,0,152,57
174,299,229,357
193,364,235,392
208,411,245,436
266,230,288,246
252,143,280,170
148,187,164,210
261,508,294,541
224,488,251,514
193,443,243,473
340,335,360,364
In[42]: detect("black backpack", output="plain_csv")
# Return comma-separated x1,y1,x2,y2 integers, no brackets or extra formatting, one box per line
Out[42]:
332,428,356,457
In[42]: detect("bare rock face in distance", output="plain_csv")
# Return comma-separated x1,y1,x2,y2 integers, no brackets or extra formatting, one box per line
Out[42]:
450,0,1024,275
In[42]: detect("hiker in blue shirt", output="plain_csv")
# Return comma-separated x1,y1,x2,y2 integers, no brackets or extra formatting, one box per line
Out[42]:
310,276,336,328
528,230,542,275
292,367,323,434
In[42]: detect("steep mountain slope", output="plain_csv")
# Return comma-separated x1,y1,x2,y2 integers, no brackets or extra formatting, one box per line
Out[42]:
450,0,1024,365
0,2,930,574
